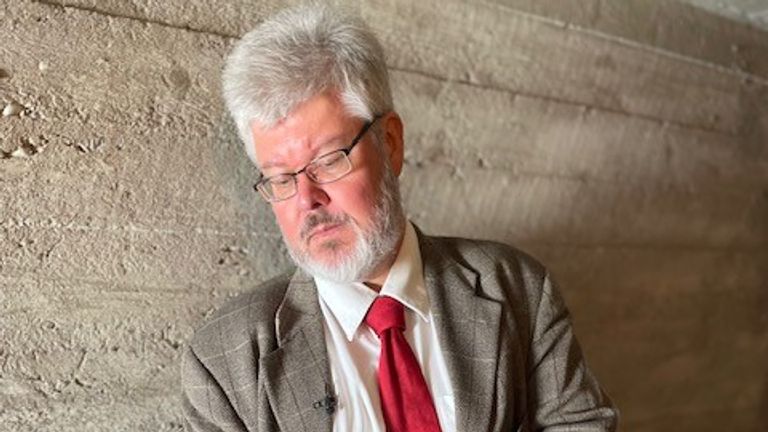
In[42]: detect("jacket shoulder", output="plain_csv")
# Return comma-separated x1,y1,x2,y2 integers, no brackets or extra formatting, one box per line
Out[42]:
422,234,554,323
426,235,547,287
187,270,293,360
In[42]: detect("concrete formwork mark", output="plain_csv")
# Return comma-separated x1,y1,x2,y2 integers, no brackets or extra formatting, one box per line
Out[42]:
28,0,768,110
29,0,238,40
0,271,256,295
399,154,768,196
0,217,284,240
390,64,743,139
480,0,768,86
405,169,768,247
395,73,768,193
2,220,764,255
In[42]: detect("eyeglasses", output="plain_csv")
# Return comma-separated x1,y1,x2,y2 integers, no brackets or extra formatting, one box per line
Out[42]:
254,115,382,202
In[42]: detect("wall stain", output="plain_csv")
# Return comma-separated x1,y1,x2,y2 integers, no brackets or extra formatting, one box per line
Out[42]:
167,66,191,100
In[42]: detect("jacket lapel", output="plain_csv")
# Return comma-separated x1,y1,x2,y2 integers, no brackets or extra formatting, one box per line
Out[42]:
260,270,334,432
418,231,503,432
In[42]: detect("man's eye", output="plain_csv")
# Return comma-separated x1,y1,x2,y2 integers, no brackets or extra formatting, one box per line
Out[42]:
319,153,344,167
271,176,293,187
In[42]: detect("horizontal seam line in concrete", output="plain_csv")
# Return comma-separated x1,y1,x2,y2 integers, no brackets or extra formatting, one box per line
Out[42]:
518,241,768,253
400,161,768,193
26,0,749,138
625,400,767,426
0,219,285,240
0,273,255,292
1,223,765,251
30,0,238,40
390,65,739,138
478,0,768,86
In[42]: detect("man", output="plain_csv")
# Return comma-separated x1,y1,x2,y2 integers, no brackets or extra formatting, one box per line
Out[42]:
181,4,618,432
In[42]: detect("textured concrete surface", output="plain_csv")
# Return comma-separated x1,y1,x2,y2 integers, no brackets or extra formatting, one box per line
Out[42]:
1,0,767,431
683,0,768,31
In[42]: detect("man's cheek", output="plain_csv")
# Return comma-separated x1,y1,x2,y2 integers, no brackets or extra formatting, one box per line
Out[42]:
274,214,298,241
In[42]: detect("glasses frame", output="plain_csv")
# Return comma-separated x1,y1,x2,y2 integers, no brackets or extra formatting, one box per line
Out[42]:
254,114,383,202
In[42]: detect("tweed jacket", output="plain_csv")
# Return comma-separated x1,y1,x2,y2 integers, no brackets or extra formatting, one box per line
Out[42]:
181,232,618,431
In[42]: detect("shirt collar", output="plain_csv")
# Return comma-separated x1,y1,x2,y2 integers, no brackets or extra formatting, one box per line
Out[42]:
315,222,430,341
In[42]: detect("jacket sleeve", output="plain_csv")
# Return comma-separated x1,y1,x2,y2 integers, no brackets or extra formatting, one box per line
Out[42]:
180,344,249,432
526,272,619,431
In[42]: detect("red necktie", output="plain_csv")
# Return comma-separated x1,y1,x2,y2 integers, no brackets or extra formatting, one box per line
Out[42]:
365,296,442,432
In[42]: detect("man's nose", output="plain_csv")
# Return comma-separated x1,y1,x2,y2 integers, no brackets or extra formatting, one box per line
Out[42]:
295,174,329,210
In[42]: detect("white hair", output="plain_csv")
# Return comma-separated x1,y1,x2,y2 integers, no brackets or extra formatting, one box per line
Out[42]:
222,3,394,164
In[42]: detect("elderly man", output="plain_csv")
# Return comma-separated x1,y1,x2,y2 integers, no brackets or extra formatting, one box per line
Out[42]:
181,4,618,432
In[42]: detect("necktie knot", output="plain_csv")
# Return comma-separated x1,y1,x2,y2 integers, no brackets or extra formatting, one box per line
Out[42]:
364,296,405,337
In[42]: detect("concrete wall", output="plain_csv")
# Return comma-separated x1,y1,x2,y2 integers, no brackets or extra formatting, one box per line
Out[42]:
682,0,768,31
1,0,766,431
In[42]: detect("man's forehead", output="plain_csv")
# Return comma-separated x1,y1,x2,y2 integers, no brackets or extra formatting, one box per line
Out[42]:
250,91,357,169
255,136,311,171
254,126,349,171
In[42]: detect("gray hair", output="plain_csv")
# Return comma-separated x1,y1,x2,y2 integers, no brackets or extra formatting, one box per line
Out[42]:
222,3,394,165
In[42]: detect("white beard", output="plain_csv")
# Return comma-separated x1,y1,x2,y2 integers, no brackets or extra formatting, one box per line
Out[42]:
286,163,404,284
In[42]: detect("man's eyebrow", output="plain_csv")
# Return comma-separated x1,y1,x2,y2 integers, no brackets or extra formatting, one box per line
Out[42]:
259,161,281,171
259,133,349,173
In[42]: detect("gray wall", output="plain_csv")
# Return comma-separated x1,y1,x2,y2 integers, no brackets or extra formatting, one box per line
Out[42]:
1,0,767,431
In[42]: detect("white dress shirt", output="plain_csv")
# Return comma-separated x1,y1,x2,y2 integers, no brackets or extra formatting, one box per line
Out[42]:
315,222,456,432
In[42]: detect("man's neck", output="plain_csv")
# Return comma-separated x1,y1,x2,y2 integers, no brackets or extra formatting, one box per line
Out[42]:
363,225,407,292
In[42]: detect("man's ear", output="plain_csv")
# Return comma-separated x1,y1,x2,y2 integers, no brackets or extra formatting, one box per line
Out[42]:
382,112,404,176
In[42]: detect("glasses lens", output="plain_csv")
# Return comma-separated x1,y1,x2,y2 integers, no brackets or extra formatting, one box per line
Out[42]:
308,151,352,183
260,174,296,201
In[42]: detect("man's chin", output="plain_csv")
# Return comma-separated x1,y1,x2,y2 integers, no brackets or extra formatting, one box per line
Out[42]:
306,246,356,270
309,224,364,253
290,243,372,283
298,259,366,284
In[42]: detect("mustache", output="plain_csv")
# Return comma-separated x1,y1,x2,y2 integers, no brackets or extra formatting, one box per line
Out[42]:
300,211,350,241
